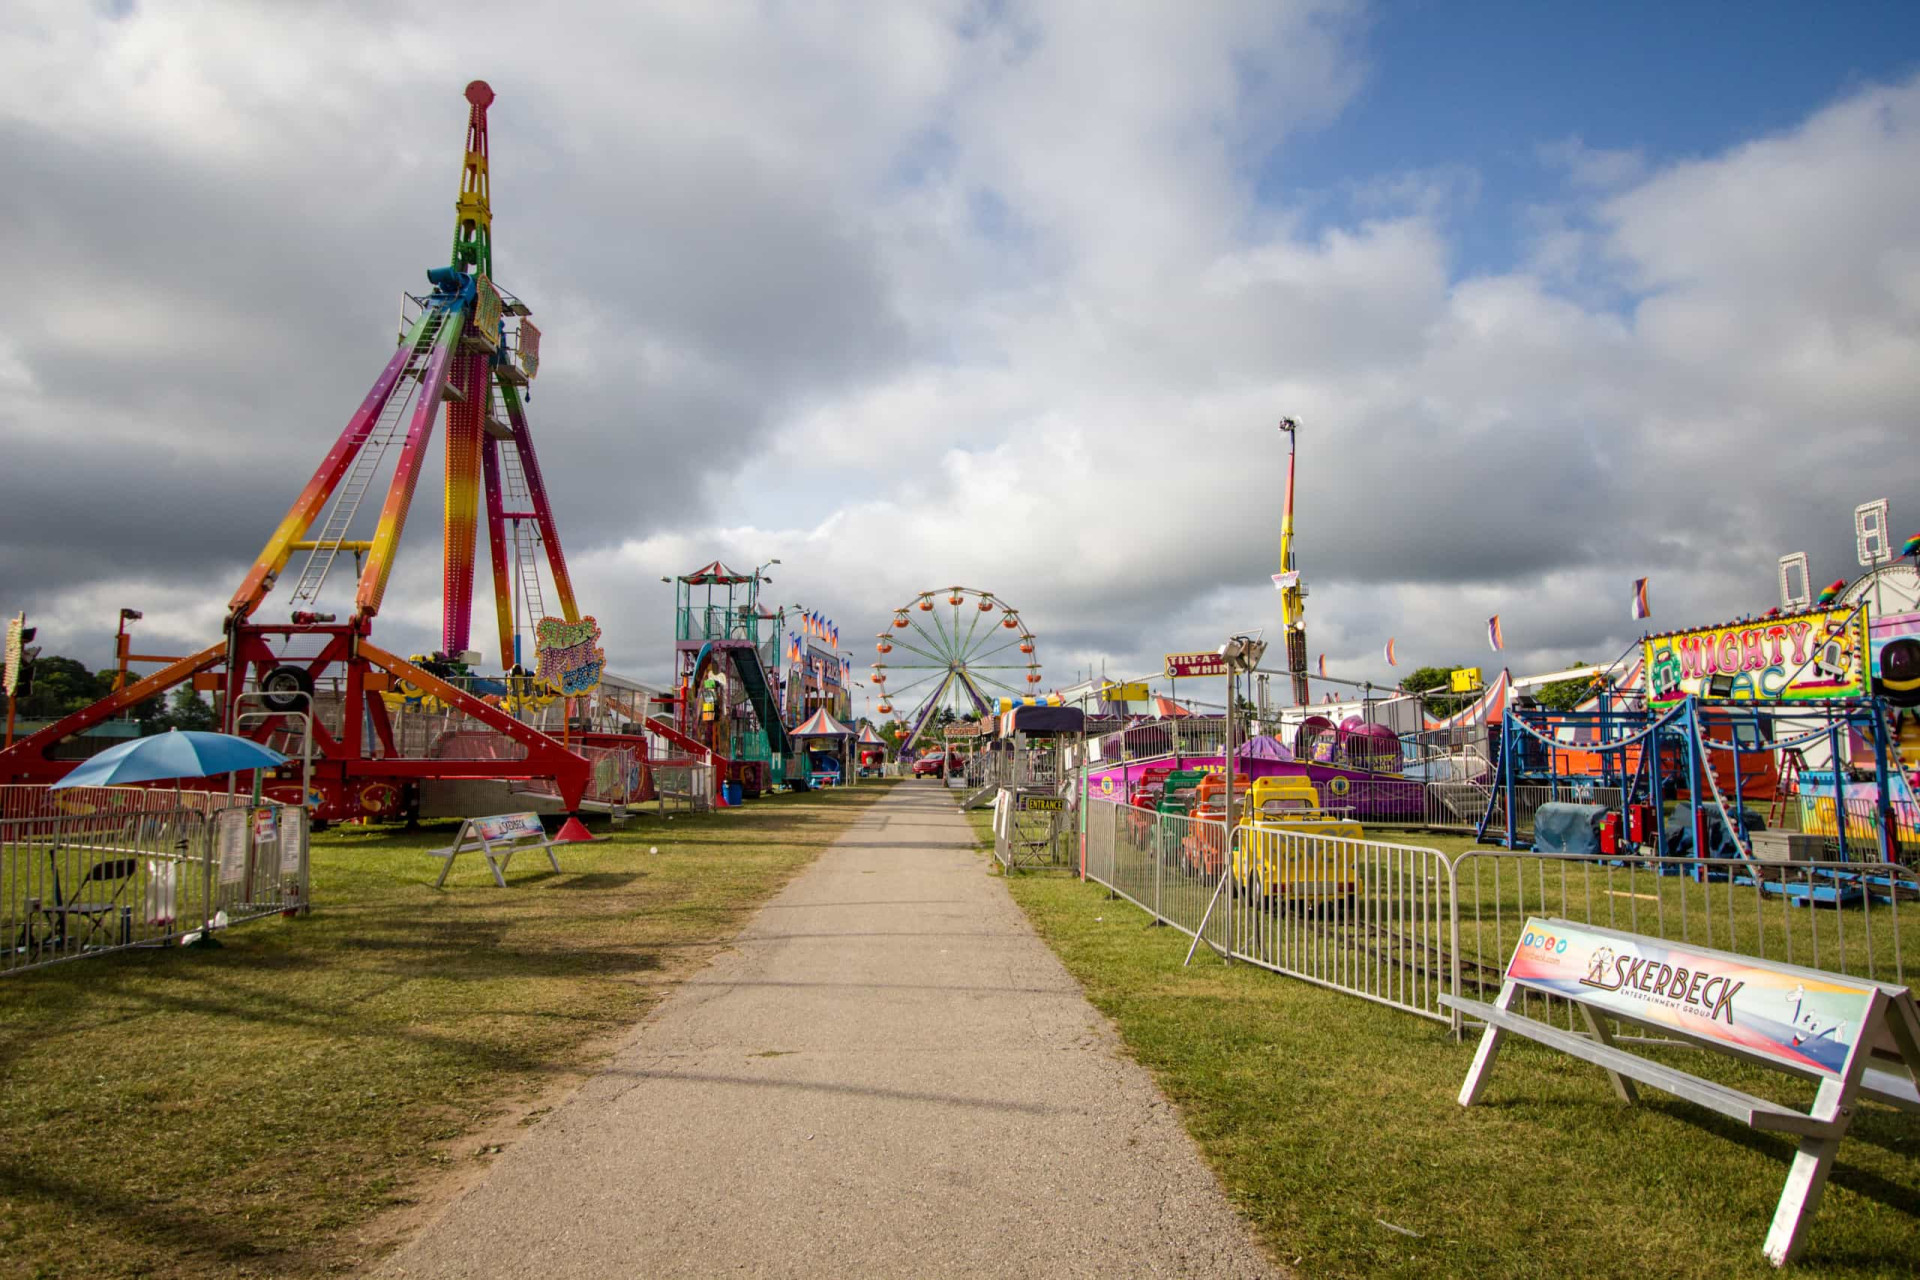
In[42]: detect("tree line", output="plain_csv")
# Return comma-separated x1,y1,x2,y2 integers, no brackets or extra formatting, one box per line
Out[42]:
11,655,218,733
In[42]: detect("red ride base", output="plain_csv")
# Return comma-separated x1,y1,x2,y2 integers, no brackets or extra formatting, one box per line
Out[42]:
554,816,599,843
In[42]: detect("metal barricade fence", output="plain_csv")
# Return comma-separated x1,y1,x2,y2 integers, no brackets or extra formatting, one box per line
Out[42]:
1448,848,1917,1035
512,743,647,807
992,788,1076,871
1081,800,1230,957
651,764,714,812
1221,824,1455,1022
1081,798,1919,1037
0,783,224,823
4,800,311,977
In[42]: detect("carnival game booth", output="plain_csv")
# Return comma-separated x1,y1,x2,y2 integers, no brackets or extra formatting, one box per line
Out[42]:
790,708,856,788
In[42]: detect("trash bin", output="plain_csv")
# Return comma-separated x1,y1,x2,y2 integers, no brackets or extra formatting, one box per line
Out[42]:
723,782,744,807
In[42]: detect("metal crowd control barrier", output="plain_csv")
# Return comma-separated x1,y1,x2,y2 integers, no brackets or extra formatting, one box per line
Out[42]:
3,797,311,977
1085,799,1452,1018
1448,848,1916,1036
992,787,1075,871
1082,797,1920,1033
1218,823,1456,1022
651,764,714,812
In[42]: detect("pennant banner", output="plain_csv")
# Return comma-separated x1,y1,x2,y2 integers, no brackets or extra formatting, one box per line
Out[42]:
1383,638,1398,667
1632,577,1651,621
1487,615,1504,652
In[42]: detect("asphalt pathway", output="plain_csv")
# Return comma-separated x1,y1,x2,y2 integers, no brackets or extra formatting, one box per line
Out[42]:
378,782,1280,1278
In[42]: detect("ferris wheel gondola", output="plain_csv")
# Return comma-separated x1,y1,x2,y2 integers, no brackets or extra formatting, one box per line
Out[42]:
869,586,1042,752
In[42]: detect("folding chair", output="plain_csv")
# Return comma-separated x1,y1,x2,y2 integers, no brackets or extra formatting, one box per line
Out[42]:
29,853,140,954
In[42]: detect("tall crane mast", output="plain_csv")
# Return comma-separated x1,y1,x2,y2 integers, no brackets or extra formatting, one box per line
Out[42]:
1277,418,1309,705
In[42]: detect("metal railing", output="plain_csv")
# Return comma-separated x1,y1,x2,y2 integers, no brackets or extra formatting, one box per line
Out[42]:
1081,797,1919,1034
1448,848,1917,1034
992,787,1076,871
0,783,224,823
4,797,311,977
1084,799,1453,1020
512,742,647,808
651,764,714,812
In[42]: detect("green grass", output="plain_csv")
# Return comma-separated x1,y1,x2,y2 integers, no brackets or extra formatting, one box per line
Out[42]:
0,782,898,1279
1006,851,1920,1278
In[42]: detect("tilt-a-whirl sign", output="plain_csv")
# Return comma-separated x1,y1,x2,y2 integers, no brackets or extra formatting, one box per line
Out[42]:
1644,605,1869,709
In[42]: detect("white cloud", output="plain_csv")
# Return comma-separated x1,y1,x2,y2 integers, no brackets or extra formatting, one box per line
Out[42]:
3,2,1917,731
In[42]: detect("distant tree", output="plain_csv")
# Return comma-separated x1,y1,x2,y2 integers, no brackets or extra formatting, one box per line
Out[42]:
164,685,218,732
17,655,109,720
1534,663,1599,713
1400,665,1471,717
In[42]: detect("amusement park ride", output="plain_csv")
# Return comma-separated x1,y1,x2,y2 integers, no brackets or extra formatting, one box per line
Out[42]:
872,587,1040,752
0,82,597,819
1275,418,1310,707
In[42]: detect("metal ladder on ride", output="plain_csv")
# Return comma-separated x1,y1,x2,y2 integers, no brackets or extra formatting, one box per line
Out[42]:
286,313,448,609
498,421,547,650
1767,747,1807,830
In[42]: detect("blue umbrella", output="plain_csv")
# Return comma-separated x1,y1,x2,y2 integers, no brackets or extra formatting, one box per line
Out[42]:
51,729,288,790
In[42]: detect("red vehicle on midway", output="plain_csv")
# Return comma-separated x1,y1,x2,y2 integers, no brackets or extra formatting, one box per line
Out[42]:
912,752,964,778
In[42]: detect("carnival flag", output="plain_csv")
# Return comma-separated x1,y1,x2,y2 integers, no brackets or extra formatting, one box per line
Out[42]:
1317,653,1327,678
1631,578,1651,621
1487,615,1504,652
1383,638,1398,667
1272,571,1299,590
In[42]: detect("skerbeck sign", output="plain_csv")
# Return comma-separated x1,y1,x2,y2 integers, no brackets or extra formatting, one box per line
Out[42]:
1504,916,1880,1076
1164,651,1228,679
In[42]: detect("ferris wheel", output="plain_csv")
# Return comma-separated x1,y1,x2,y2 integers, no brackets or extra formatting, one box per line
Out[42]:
871,587,1041,750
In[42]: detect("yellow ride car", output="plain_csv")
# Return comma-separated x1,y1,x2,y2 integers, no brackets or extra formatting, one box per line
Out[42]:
1231,776,1365,903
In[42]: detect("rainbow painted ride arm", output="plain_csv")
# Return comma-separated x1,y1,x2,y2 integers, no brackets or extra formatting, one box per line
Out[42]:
497,378,579,623
228,308,438,622
354,303,465,622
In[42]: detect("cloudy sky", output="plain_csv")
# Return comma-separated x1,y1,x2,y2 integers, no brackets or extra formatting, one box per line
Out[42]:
5,0,1919,719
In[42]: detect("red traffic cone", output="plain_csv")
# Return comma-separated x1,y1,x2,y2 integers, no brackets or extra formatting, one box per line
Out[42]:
554,816,600,843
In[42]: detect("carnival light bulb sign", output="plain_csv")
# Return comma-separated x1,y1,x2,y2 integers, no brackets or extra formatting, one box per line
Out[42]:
1644,605,1869,707
534,616,606,697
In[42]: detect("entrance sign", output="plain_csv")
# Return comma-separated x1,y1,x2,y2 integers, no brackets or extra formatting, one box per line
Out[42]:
1165,651,1228,679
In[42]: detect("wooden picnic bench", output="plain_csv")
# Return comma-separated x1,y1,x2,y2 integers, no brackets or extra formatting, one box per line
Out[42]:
428,812,563,888
1442,916,1920,1267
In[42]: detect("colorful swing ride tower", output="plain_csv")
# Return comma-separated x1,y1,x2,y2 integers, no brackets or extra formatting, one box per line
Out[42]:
0,82,593,818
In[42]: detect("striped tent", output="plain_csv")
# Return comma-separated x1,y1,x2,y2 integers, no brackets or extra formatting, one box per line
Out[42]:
791,708,854,738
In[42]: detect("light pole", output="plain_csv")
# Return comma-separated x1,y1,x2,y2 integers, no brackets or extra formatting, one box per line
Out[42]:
1218,634,1267,835
112,608,144,692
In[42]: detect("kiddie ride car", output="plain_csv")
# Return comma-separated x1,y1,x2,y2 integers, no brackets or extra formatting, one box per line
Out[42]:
1230,775,1366,907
